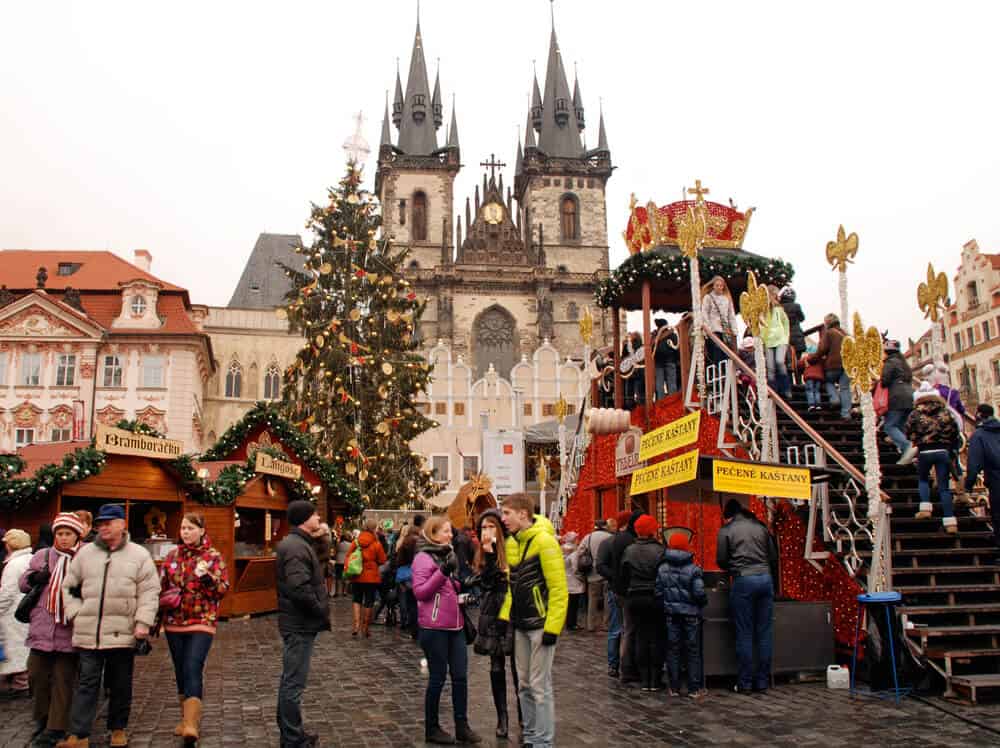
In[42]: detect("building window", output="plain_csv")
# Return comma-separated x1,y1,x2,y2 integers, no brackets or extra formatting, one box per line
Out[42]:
15,428,35,447
984,321,992,343
970,327,978,346
415,401,430,414
57,262,81,276
225,361,243,398
412,192,428,241
434,401,447,415
524,402,533,416
264,364,281,400
967,281,980,309
130,295,147,316
102,355,123,387
462,455,480,480
542,403,555,417
55,354,76,387
566,301,579,321
0,351,7,386
398,199,407,225
19,352,42,386
50,428,71,442
993,360,1000,386
454,402,466,416
543,178,551,187
142,355,165,388
560,194,579,240
954,332,963,352
431,455,449,485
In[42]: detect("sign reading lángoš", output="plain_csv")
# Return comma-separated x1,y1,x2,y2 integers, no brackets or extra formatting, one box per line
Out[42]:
712,459,811,500
254,451,303,480
95,424,184,460
638,411,700,462
630,449,699,495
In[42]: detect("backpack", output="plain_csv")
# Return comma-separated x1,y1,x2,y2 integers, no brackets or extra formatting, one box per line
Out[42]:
577,534,595,575
344,541,364,578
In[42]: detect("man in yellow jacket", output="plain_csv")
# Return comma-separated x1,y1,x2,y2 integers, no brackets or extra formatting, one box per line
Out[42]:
499,494,567,748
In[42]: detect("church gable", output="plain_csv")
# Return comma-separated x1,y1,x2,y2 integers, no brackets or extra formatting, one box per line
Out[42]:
0,294,104,340
458,164,530,267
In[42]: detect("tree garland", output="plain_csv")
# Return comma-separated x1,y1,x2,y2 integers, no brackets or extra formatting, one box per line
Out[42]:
595,250,795,309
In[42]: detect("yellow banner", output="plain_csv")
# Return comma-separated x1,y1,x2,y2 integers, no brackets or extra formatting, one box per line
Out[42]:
638,411,701,462
630,449,699,496
712,459,811,500
95,424,184,460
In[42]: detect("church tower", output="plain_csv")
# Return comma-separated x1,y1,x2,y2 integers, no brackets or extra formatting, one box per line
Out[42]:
374,17,460,273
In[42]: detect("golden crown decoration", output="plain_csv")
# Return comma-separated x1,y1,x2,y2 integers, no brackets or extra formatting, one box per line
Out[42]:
825,225,859,272
841,312,884,395
917,262,949,322
739,271,770,337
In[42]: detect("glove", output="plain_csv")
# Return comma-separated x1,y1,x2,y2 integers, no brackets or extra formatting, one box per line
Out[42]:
542,632,558,647
440,553,457,578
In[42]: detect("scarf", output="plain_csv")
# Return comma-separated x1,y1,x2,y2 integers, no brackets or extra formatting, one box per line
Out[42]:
416,535,457,573
46,543,81,624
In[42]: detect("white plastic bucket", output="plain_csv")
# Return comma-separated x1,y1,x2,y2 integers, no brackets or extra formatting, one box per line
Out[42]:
827,664,850,689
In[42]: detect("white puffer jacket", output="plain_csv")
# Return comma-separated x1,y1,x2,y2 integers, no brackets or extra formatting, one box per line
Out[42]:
62,534,159,650
0,547,33,674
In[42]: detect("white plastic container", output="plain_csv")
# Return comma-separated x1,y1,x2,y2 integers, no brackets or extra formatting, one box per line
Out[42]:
827,664,850,689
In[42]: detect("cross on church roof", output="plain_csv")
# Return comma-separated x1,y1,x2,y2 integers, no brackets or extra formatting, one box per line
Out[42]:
480,154,506,181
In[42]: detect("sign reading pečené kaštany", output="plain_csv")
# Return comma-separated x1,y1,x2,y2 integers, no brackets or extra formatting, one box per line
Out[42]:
638,411,700,462
712,459,811,500
630,449,699,496
95,424,184,460
254,451,302,480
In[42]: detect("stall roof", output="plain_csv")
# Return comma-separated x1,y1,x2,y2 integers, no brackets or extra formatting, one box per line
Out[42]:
13,441,91,478
525,415,581,444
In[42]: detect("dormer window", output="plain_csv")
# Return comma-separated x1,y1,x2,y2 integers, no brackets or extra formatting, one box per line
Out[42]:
130,295,147,316
57,262,81,276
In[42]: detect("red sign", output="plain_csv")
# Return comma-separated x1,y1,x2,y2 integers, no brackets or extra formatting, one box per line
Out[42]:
503,444,513,455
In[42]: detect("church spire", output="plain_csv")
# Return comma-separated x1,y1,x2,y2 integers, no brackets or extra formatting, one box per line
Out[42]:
447,99,460,150
597,105,609,152
524,108,537,149
392,61,403,128
432,65,443,129
381,93,392,147
515,139,524,175
397,17,438,155
573,67,585,131
530,70,543,132
537,25,584,158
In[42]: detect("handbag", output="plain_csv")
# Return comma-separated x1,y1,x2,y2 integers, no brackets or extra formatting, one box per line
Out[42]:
873,382,889,417
159,586,182,611
344,542,364,578
461,604,477,646
14,554,50,624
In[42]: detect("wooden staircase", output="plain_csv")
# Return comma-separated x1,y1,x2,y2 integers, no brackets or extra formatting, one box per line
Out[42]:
772,383,1000,703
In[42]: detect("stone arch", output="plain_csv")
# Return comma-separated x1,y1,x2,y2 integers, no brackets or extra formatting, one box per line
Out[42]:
560,193,580,241
473,304,519,380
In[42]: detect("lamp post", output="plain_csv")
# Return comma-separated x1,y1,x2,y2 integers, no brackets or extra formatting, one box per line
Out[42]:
825,225,858,326
739,271,772,461
917,262,949,366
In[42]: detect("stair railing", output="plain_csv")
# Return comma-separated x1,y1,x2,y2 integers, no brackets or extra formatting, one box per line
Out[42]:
696,328,893,590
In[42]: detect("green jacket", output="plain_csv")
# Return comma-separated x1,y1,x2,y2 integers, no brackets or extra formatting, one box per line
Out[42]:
761,306,790,348
498,515,568,636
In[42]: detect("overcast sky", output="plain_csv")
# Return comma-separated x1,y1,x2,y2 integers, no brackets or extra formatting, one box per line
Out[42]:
2,1,997,344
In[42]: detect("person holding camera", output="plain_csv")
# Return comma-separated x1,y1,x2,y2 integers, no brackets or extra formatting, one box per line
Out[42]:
159,512,230,744
56,504,159,748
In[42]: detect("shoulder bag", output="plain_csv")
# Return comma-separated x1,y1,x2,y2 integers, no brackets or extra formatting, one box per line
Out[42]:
14,553,50,624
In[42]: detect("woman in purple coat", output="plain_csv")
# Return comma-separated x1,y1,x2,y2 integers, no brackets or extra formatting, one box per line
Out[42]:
19,512,85,746
412,516,480,745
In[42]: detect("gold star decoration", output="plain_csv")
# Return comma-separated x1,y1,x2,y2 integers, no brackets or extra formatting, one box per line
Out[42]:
825,225,859,272
739,271,770,337
917,262,949,322
841,312,884,395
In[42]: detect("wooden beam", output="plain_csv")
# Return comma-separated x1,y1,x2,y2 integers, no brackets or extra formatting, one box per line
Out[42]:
612,308,623,410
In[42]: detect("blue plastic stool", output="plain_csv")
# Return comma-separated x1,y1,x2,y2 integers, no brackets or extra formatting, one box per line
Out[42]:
851,591,904,703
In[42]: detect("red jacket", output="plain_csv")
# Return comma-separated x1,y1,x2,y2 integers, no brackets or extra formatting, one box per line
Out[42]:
348,531,387,585
160,535,230,634
799,353,825,382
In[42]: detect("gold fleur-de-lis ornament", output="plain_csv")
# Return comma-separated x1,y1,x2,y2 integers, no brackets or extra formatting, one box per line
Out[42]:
677,202,707,259
825,225,859,272
917,262,949,322
554,394,569,425
579,306,594,345
739,271,770,337
841,312,884,394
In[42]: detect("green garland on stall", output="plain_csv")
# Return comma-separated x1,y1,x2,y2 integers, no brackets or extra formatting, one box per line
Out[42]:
0,454,26,479
0,447,108,512
198,447,316,507
595,251,796,308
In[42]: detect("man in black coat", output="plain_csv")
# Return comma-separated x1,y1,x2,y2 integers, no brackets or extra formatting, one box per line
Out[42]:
275,500,330,748
607,510,642,684
965,403,1000,558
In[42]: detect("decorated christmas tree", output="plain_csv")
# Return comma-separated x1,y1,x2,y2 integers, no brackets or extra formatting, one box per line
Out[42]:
277,161,438,508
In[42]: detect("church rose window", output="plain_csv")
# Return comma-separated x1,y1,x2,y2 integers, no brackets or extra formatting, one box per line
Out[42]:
412,192,428,241
561,195,579,240
474,306,517,379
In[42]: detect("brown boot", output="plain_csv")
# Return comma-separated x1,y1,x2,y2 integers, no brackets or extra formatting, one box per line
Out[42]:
55,738,89,748
174,694,186,736
182,697,203,741
109,730,129,747
352,603,361,636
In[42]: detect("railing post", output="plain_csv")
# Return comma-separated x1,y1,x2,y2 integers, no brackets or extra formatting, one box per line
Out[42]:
612,308,623,410
642,280,655,423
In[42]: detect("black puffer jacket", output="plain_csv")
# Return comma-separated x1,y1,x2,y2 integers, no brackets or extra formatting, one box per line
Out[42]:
655,549,708,617
881,352,914,412
781,299,806,353
620,538,665,597
608,511,642,596
466,552,511,657
276,528,330,635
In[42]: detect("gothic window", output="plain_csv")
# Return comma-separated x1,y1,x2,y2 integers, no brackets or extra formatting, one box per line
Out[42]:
566,302,579,321
264,364,281,400
412,192,428,241
225,360,243,398
473,305,518,379
398,199,407,225
561,194,579,241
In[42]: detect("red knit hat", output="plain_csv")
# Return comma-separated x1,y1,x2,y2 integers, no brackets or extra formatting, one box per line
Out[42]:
615,510,632,531
634,514,658,538
668,532,690,551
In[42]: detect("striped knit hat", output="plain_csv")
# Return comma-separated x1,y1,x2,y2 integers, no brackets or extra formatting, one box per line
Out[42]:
52,512,85,538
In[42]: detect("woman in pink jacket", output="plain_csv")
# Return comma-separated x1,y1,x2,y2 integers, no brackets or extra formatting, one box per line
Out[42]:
412,516,480,745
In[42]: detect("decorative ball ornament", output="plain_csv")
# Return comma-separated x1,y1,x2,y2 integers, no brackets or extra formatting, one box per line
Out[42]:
320,262,333,275
382,362,393,376
276,307,288,320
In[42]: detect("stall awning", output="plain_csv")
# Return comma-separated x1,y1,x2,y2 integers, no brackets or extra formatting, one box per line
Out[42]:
525,415,581,444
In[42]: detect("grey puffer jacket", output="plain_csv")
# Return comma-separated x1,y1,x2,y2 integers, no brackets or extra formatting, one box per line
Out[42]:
655,549,708,617
62,533,159,650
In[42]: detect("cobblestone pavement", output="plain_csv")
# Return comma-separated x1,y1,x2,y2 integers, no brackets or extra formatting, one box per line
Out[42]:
4,597,1000,747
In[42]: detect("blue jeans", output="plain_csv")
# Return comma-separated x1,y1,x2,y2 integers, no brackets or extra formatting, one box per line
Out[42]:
165,631,214,699
805,380,822,406
515,628,556,748
765,344,790,396
918,450,954,518
824,368,852,417
418,628,468,731
606,587,622,668
730,574,774,690
667,614,703,693
656,363,679,398
277,631,316,748
883,409,912,453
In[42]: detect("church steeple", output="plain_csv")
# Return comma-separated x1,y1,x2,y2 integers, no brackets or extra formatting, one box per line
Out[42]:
397,18,438,155
392,63,404,128
447,101,460,151
524,109,537,150
537,26,583,158
596,106,609,153
432,67,443,130
573,71,585,131
531,72,543,133
380,95,392,147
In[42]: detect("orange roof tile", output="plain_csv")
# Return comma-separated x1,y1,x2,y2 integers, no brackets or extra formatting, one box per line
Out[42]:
0,251,184,293
62,292,200,335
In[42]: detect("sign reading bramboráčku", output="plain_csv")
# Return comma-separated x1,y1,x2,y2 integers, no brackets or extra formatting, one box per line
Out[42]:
630,449,699,496
712,459,811,500
95,424,184,460
638,411,700,462
254,451,302,480
615,427,646,477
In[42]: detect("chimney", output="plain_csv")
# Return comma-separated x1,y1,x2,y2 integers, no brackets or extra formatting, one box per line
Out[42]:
133,249,152,272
